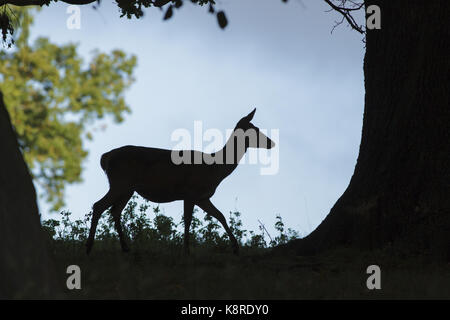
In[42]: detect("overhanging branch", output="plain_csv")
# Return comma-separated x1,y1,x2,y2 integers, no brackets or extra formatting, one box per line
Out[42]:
0,0,97,5
323,0,365,34
0,0,173,6
0,0,366,46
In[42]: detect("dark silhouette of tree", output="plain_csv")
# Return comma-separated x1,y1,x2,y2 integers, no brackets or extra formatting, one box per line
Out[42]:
0,92,60,298
291,0,450,259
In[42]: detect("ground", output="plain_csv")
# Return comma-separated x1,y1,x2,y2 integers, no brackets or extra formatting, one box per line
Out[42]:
51,241,450,299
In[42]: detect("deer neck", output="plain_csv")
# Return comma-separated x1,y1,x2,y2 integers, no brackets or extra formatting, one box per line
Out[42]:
211,129,249,181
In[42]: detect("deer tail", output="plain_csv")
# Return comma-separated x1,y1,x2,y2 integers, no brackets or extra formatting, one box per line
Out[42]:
100,152,110,173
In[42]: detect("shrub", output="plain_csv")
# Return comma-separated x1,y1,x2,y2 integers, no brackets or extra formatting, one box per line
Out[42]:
41,195,300,251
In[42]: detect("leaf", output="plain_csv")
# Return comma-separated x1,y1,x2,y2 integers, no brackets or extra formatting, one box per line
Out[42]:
216,11,227,29
0,8,137,211
163,5,173,20
154,0,169,7
174,0,183,9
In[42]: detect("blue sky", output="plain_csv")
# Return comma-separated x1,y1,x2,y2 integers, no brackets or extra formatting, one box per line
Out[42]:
32,0,365,238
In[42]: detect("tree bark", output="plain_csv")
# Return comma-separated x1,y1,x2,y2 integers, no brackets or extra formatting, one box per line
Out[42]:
0,91,59,298
290,0,450,258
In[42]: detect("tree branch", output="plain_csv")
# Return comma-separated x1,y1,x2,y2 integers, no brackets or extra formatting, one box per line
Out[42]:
0,0,174,6
323,0,365,34
0,0,97,5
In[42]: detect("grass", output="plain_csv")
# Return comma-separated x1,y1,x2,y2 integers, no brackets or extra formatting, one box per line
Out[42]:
42,196,450,299
50,244,450,299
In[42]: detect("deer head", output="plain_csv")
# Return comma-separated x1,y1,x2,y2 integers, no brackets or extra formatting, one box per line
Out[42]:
234,108,275,150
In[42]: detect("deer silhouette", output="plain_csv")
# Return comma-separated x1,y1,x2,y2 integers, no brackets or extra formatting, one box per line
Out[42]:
86,108,275,255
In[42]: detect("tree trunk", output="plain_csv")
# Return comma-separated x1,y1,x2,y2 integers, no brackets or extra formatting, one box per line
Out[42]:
0,91,59,298
290,0,450,258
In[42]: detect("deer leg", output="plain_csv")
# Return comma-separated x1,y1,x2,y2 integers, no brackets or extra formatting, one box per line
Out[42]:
111,193,133,252
183,200,195,255
86,188,131,254
86,191,115,254
196,199,239,255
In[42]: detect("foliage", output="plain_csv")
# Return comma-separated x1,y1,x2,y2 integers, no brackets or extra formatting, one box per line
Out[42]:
41,195,300,251
0,0,366,47
0,8,137,210
271,214,300,246
0,0,231,46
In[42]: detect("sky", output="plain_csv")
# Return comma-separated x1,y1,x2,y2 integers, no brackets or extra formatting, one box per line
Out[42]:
31,0,365,238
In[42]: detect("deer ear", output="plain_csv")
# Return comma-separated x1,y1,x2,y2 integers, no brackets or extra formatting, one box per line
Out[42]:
245,108,256,122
